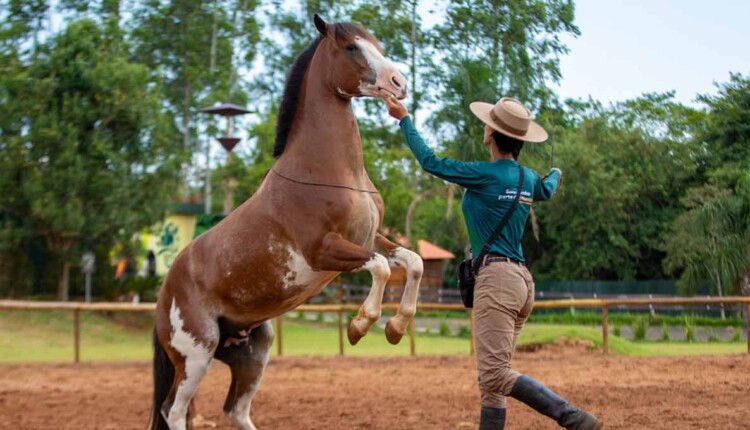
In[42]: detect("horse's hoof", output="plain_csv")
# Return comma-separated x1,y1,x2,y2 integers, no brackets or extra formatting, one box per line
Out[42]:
347,321,364,345
385,319,404,345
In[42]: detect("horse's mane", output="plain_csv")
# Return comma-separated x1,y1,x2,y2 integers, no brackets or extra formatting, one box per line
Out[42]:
273,23,374,158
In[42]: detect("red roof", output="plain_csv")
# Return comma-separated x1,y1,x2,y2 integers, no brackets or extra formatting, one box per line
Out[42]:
417,240,455,260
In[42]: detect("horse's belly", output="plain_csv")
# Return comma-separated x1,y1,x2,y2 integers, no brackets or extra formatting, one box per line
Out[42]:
220,243,337,320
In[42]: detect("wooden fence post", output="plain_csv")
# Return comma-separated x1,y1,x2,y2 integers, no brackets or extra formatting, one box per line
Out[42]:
276,316,283,356
408,320,415,356
746,303,750,355
601,305,609,355
338,309,344,356
73,309,80,364
469,309,475,355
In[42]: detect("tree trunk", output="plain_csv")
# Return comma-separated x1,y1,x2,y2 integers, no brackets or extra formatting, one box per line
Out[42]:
741,269,750,297
714,271,726,320
409,0,418,122
57,261,70,302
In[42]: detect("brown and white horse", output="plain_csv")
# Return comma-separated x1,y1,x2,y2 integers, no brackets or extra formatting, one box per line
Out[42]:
147,14,423,430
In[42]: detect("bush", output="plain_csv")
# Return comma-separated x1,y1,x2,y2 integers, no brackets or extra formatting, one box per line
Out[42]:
439,320,452,337
661,323,670,342
707,329,719,343
458,325,471,338
731,329,741,342
613,324,622,337
684,316,696,342
634,317,648,341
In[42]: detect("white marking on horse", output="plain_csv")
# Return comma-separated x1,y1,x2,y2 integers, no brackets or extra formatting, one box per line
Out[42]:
386,247,424,339
166,299,213,430
355,254,391,321
354,37,390,74
282,247,336,291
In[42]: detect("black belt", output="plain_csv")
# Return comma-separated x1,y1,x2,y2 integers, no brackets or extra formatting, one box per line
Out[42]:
481,254,525,267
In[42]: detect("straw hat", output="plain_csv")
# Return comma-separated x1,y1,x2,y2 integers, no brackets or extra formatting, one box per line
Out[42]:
469,97,548,143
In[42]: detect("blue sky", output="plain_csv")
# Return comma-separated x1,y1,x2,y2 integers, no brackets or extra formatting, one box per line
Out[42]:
555,0,750,105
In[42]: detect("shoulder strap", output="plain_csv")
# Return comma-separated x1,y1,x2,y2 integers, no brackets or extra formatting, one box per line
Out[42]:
473,165,525,272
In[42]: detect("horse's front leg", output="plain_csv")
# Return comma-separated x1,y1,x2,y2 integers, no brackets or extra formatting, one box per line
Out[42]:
375,234,424,344
311,232,391,345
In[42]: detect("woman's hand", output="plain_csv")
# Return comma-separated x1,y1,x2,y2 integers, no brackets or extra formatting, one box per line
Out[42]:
384,96,409,120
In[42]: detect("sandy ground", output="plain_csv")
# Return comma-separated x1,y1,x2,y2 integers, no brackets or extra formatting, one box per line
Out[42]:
1,346,748,429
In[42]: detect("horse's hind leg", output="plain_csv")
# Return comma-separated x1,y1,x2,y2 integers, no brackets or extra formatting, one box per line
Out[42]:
157,297,218,430
215,321,274,430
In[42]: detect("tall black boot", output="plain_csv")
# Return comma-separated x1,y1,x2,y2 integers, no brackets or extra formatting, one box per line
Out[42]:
509,375,603,430
479,407,506,430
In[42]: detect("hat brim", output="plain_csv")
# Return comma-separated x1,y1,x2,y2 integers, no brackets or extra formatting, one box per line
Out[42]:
469,102,548,143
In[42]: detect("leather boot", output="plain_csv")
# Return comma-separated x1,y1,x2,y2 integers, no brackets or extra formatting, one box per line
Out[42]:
510,375,603,430
479,407,506,430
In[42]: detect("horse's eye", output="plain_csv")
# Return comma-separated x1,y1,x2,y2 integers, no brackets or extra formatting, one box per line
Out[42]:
346,44,358,52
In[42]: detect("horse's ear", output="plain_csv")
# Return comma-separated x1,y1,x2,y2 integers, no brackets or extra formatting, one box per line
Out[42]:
313,14,329,36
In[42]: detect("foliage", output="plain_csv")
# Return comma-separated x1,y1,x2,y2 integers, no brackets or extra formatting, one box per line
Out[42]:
2,1,750,301
662,74,750,296
0,18,183,298
633,317,648,341
661,323,670,342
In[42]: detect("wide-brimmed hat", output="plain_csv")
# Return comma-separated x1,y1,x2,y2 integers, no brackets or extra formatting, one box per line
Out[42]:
469,97,548,143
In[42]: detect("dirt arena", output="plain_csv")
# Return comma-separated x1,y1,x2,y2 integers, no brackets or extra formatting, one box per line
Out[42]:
1,345,748,430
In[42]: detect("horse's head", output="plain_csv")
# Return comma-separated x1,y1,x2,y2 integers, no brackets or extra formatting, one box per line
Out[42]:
313,14,407,100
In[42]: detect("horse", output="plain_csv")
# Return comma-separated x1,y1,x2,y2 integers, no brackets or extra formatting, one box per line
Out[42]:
147,14,424,430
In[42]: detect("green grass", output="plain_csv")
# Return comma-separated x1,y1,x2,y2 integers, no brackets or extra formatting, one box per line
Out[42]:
0,311,746,363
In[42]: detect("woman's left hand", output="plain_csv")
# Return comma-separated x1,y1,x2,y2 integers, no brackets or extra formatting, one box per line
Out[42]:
384,96,409,120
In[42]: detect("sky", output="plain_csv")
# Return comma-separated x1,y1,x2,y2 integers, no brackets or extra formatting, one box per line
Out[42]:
554,0,750,106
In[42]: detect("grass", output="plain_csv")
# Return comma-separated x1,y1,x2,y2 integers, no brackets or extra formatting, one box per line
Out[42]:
0,310,746,363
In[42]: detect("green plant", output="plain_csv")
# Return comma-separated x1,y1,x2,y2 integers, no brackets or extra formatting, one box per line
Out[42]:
661,323,670,342
316,312,325,323
458,325,471,339
730,329,741,342
684,316,696,343
296,310,305,320
634,317,648,341
707,329,719,343
613,324,622,337
439,320,452,337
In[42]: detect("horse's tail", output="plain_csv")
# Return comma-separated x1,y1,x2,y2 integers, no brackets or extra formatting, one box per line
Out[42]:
147,329,174,430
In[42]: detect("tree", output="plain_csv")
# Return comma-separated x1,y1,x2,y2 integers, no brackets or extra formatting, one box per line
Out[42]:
663,74,750,298
0,19,183,299
527,94,701,280
430,0,579,160
129,0,262,196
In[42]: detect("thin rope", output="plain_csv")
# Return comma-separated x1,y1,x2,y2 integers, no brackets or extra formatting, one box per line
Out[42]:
271,168,379,194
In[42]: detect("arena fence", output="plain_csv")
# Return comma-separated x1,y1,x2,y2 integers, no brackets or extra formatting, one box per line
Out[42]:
1,297,749,363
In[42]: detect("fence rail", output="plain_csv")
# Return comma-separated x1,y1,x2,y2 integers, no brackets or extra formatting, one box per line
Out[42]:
1,297,749,363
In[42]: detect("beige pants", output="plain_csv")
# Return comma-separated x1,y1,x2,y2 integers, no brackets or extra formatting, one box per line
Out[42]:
474,261,535,408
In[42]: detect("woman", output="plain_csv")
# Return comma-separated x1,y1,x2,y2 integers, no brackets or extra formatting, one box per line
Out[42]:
384,96,603,430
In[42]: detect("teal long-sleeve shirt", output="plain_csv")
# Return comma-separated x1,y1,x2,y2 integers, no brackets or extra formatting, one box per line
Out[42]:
399,115,561,262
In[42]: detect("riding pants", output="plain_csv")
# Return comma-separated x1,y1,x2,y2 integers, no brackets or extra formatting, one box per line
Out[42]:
473,261,535,408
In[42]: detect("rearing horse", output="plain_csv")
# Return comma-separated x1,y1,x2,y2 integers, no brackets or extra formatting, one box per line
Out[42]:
148,15,424,430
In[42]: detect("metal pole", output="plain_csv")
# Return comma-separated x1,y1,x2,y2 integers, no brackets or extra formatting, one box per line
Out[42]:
224,150,233,214
224,116,234,215
276,316,283,356
84,273,92,303
74,309,80,364
601,306,609,355
338,309,344,356
408,320,415,356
